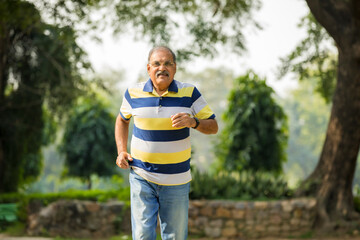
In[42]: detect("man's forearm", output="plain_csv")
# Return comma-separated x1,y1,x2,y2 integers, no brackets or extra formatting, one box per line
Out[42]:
195,118,218,135
115,114,130,154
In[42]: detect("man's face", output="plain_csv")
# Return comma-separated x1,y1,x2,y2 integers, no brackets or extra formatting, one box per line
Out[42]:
147,49,176,91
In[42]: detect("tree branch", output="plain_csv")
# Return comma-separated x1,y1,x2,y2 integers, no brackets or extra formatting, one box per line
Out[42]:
305,0,351,48
351,0,360,26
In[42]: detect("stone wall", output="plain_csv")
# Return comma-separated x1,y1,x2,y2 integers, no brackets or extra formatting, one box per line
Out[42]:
26,198,316,239
27,200,131,238
189,198,316,239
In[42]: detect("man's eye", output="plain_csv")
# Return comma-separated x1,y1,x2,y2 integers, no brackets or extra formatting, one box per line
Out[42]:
164,61,173,67
154,62,161,67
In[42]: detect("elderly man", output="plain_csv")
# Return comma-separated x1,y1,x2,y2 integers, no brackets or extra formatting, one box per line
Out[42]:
115,46,218,240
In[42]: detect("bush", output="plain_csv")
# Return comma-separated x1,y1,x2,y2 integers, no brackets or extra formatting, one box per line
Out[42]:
0,188,130,204
190,169,293,200
0,188,130,225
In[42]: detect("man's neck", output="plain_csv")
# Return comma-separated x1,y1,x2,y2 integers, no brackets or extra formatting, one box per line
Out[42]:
154,87,168,96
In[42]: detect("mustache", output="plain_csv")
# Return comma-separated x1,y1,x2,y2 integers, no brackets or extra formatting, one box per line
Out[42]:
156,70,170,78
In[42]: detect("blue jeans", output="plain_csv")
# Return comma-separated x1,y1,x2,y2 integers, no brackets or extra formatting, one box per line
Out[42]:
129,169,190,240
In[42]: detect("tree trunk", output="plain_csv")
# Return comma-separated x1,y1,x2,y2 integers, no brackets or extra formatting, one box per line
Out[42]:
0,141,4,193
298,0,360,230
0,18,9,193
87,176,92,190
310,49,360,227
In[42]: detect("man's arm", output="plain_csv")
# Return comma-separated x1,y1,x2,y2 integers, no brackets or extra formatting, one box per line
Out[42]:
171,113,218,134
192,118,218,134
115,114,133,169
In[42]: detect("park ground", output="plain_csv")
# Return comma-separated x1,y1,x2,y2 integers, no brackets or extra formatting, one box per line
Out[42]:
2,234,360,240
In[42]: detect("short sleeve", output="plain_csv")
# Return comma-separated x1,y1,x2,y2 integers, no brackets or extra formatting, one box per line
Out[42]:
119,89,132,120
191,87,216,120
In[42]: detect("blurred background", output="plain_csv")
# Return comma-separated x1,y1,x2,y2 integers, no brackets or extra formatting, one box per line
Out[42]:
1,0,359,237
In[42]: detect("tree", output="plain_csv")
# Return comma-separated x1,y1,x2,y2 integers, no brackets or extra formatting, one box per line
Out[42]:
281,1,360,228
215,71,288,174
278,14,337,104
108,0,261,60
0,0,89,193
60,97,117,189
0,0,261,193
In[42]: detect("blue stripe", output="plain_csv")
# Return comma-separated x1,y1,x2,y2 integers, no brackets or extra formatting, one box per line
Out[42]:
133,125,190,142
143,79,154,92
168,79,179,92
124,89,132,103
143,79,179,93
130,158,191,174
130,97,193,108
130,97,159,108
119,112,131,121
192,87,201,102
161,97,192,107
208,114,216,119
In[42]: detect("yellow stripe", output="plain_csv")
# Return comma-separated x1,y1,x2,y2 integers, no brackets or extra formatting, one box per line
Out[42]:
195,105,215,119
128,87,194,98
120,107,132,119
131,147,191,164
142,177,192,186
134,117,184,130
166,87,194,97
128,88,154,98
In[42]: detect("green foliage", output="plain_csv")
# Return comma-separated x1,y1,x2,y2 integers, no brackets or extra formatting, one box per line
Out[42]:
281,80,330,187
215,71,288,174
0,188,130,229
0,189,130,204
190,168,293,200
354,196,360,213
109,0,261,61
0,0,90,193
278,14,337,103
60,97,117,188
29,0,262,61
0,203,18,230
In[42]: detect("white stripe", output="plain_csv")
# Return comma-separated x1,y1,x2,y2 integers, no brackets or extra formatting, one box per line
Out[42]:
120,97,132,117
132,167,192,185
175,81,195,89
132,107,192,118
131,136,191,153
191,96,208,116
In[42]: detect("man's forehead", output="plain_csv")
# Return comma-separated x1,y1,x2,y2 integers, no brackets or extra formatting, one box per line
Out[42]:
150,49,173,60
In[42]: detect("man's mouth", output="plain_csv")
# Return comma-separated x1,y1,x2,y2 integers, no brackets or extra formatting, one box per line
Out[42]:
156,71,170,78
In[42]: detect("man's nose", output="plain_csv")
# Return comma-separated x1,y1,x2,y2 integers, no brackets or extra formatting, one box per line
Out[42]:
158,64,167,70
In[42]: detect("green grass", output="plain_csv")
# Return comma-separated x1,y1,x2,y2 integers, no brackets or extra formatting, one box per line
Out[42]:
0,222,26,236
53,234,163,240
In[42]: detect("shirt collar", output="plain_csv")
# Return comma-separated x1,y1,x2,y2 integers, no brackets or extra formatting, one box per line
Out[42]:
143,78,178,93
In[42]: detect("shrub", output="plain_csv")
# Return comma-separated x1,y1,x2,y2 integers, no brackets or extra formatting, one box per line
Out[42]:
190,169,293,200
0,188,130,225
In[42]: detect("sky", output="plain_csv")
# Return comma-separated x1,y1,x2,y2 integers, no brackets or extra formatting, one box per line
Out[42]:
79,0,309,97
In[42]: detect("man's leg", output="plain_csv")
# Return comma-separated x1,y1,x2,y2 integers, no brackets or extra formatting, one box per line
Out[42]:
129,169,159,240
158,182,190,240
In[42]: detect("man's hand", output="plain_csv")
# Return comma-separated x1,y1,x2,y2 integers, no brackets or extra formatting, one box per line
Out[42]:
116,152,133,169
171,113,195,128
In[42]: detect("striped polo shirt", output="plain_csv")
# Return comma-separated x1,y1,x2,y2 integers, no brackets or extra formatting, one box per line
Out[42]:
120,79,215,185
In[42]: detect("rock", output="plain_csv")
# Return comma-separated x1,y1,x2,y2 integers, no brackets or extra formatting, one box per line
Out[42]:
27,199,130,238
